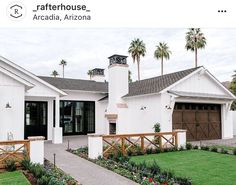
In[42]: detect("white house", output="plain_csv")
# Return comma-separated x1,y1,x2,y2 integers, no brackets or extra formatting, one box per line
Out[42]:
0,54,235,143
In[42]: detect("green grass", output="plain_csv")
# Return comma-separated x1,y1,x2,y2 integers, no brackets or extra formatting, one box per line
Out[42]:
130,150,236,185
0,171,30,185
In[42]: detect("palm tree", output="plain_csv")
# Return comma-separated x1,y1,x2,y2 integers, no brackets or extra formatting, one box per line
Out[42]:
128,38,146,81
51,70,59,77
87,70,92,80
185,28,207,67
59,59,67,78
154,42,172,76
128,70,132,83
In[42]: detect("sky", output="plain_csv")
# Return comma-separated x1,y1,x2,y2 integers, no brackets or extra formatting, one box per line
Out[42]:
0,28,235,82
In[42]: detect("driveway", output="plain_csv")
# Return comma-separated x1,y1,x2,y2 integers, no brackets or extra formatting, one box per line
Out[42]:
190,137,236,147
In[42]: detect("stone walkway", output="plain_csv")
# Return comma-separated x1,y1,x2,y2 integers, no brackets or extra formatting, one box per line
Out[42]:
44,136,139,185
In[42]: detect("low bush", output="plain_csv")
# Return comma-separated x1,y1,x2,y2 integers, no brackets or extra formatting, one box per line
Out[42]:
210,147,218,152
186,143,193,150
200,146,209,151
21,158,31,170
21,159,78,185
233,148,236,155
193,145,199,149
220,148,228,154
5,158,16,172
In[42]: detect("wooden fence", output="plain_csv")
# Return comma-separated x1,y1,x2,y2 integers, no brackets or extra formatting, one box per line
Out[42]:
0,140,30,169
102,131,178,156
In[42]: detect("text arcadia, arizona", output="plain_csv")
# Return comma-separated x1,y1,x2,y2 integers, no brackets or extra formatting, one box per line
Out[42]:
33,14,91,21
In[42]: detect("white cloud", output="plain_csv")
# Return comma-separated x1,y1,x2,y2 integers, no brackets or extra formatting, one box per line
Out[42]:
0,28,235,82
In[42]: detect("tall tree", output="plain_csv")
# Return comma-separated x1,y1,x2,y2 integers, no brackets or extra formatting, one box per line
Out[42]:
128,38,146,81
87,70,92,80
230,70,236,110
185,28,207,67
128,70,132,83
59,59,67,78
154,42,172,76
51,70,59,77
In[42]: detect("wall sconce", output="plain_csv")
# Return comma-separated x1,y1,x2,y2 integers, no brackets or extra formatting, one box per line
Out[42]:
5,102,12,109
165,105,172,110
140,106,146,110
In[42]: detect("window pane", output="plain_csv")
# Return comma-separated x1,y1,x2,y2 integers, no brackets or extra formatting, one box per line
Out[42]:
75,102,84,133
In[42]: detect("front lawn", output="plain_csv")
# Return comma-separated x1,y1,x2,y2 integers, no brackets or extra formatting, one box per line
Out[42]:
0,171,30,185
130,150,236,185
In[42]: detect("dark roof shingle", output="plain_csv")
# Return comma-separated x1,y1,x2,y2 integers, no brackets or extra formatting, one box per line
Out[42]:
38,76,108,93
124,67,201,97
39,67,200,96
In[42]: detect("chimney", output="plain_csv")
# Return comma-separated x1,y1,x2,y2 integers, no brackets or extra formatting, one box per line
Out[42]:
91,68,105,82
107,54,129,113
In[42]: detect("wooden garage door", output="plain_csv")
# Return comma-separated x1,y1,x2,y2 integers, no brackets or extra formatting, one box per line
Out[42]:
173,103,221,141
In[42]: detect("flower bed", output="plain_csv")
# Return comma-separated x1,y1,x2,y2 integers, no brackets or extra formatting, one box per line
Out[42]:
21,158,80,185
69,147,192,185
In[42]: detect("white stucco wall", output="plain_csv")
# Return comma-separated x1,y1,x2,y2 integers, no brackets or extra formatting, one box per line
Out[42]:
0,72,25,141
172,71,227,95
117,94,161,134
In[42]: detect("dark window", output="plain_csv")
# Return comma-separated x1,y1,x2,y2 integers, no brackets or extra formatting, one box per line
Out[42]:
109,123,116,134
60,101,95,135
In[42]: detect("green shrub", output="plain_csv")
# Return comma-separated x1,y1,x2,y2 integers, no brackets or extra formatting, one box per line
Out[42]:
220,148,228,154
153,123,161,132
21,158,31,170
193,145,199,149
186,143,193,150
201,146,209,151
233,148,236,155
210,147,218,152
29,164,46,178
37,175,50,185
5,158,16,171
146,148,153,154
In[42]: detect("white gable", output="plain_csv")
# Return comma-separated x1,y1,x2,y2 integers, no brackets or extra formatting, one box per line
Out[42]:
0,57,66,97
0,70,23,87
171,69,231,97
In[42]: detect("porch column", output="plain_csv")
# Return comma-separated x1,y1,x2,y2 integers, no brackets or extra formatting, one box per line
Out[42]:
52,96,62,144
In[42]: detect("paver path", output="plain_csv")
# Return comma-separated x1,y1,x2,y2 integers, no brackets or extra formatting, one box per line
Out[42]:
44,136,139,185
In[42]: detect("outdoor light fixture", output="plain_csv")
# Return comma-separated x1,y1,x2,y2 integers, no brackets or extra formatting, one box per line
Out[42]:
165,105,172,110
5,102,12,109
140,106,146,110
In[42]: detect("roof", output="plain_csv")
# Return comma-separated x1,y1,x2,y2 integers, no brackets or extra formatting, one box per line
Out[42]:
39,76,108,93
123,67,201,97
168,90,236,100
39,67,201,96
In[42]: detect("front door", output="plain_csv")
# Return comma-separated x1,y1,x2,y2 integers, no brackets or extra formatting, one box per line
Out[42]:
25,101,47,139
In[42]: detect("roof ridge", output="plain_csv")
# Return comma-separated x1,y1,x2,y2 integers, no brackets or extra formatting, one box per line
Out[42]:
130,66,202,84
38,76,107,84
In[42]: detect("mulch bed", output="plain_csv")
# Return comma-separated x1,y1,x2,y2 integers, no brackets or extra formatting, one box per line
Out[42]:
22,170,37,185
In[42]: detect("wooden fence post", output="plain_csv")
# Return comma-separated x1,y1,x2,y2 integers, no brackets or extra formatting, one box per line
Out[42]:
141,136,144,152
175,133,178,148
121,137,125,155
159,136,163,151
